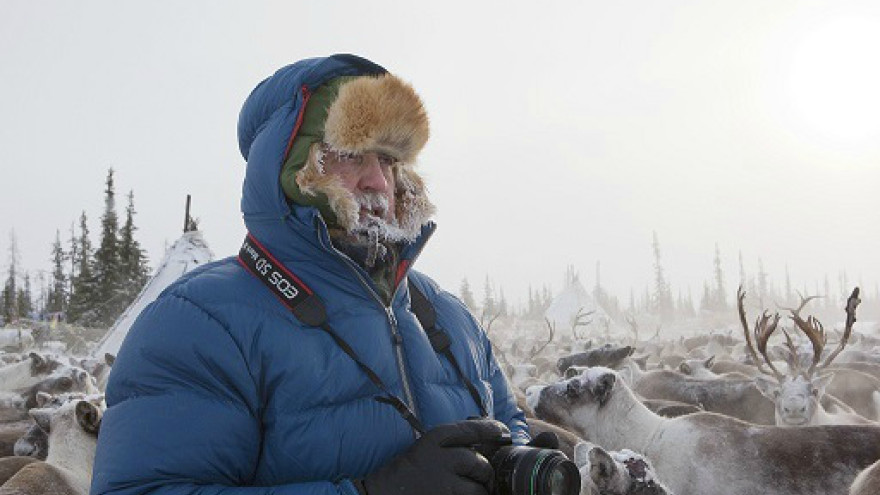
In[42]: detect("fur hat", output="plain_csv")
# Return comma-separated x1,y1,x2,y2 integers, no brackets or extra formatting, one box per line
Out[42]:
281,73,434,236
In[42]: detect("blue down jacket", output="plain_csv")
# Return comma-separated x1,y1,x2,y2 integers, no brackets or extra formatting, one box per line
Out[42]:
91,54,528,495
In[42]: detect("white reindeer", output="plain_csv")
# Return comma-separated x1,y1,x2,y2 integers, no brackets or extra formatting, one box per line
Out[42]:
0,392,103,495
572,441,672,495
739,287,876,426
527,367,880,495
0,353,63,392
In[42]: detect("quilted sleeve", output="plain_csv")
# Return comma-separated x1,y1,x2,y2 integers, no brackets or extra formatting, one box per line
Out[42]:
483,331,531,445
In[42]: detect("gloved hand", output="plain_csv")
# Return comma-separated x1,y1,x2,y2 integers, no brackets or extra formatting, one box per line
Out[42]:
526,431,560,450
355,419,510,495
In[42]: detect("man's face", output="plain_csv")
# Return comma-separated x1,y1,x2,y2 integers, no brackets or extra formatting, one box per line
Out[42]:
322,148,397,224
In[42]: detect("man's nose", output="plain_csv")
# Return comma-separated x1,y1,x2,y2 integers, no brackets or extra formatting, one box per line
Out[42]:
358,154,389,192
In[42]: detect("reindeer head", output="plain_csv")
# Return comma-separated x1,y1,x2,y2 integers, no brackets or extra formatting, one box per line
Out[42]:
573,442,671,495
739,286,861,426
29,393,105,438
526,367,618,435
754,373,834,426
678,355,716,378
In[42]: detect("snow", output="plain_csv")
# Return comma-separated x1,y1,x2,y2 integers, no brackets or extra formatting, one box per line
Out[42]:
92,231,213,357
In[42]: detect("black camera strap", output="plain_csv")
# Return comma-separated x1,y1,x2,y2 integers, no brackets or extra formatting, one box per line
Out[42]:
408,282,489,418
238,234,425,434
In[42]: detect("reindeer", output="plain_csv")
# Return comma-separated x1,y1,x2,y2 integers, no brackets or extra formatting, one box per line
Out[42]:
617,357,777,425
572,441,672,495
0,353,64,392
557,344,635,376
739,287,876,426
527,367,880,495
0,392,103,495
850,459,880,495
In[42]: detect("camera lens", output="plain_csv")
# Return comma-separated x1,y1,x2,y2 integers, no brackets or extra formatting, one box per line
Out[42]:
490,445,580,495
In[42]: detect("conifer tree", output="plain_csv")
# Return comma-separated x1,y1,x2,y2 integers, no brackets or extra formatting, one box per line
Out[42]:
482,275,496,318
92,169,124,325
498,288,508,318
459,278,477,312
16,272,33,319
47,230,68,316
756,258,768,307
651,231,672,317
119,190,150,303
68,211,96,324
713,243,727,311
2,230,20,322
700,281,711,313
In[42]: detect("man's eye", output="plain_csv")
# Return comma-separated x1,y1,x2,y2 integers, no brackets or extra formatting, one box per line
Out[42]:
378,154,396,166
338,152,361,164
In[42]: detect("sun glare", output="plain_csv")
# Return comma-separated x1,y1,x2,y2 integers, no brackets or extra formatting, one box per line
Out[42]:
788,17,880,142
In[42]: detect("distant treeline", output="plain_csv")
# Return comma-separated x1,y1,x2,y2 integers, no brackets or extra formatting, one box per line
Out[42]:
462,231,878,325
1,169,150,328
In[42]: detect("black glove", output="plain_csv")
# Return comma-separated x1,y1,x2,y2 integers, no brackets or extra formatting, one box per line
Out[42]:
355,419,510,495
526,431,560,450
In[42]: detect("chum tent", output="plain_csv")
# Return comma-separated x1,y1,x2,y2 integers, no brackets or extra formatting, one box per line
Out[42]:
93,230,214,357
544,274,612,333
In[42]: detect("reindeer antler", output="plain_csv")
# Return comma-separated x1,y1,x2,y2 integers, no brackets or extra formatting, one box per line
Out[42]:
780,329,802,374
815,287,861,372
737,286,784,380
780,292,826,376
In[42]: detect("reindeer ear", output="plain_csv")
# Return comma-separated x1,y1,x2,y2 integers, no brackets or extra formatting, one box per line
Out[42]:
593,373,616,406
29,352,45,371
56,376,74,391
104,353,116,366
35,391,53,408
589,446,618,489
564,367,581,379
679,363,691,374
705,355,716,368
565,379,584,399
76,401,101,435
754,376,781,400
573,441,593,468
811,373,835,397
29,408,52,433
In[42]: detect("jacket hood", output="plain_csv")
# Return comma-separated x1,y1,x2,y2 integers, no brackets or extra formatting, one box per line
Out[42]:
237,55,435,269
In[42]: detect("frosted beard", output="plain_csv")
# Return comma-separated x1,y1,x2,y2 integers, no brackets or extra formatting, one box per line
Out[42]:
334,191,413,269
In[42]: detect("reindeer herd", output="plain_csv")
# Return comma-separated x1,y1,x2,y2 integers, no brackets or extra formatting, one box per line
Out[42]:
1,286,879,495
0,345,111,495
506,286,880,494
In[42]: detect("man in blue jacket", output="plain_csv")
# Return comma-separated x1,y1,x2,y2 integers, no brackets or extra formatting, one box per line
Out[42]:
91,54,530,495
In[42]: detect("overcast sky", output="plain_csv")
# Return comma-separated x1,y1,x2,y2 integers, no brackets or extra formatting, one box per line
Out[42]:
1,0,878,309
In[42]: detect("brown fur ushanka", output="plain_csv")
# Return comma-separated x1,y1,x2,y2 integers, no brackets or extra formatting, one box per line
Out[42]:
296,73,435,236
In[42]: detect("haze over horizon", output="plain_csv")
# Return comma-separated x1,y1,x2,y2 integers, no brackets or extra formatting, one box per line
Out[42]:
1,1,878,311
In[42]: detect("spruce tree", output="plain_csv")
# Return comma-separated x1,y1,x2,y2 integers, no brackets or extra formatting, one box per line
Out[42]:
16,272,33,319
68,211,96,324
482,275,496,318
713,243,727,311
119,190,150,304
92,169,124,326
47,230,68,316
651,231,672,317
459,278,476,312
2,230,20,322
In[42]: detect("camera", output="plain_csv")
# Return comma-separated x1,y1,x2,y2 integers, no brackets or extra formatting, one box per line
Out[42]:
474,434,581,495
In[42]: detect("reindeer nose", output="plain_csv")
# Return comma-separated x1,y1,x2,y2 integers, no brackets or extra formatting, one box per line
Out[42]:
783,404,806,414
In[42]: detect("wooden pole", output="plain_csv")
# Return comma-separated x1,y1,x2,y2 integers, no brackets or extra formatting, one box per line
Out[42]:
184,195,192,232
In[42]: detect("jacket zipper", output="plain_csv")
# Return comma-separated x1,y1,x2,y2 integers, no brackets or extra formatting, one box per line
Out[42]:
314,222,434,437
